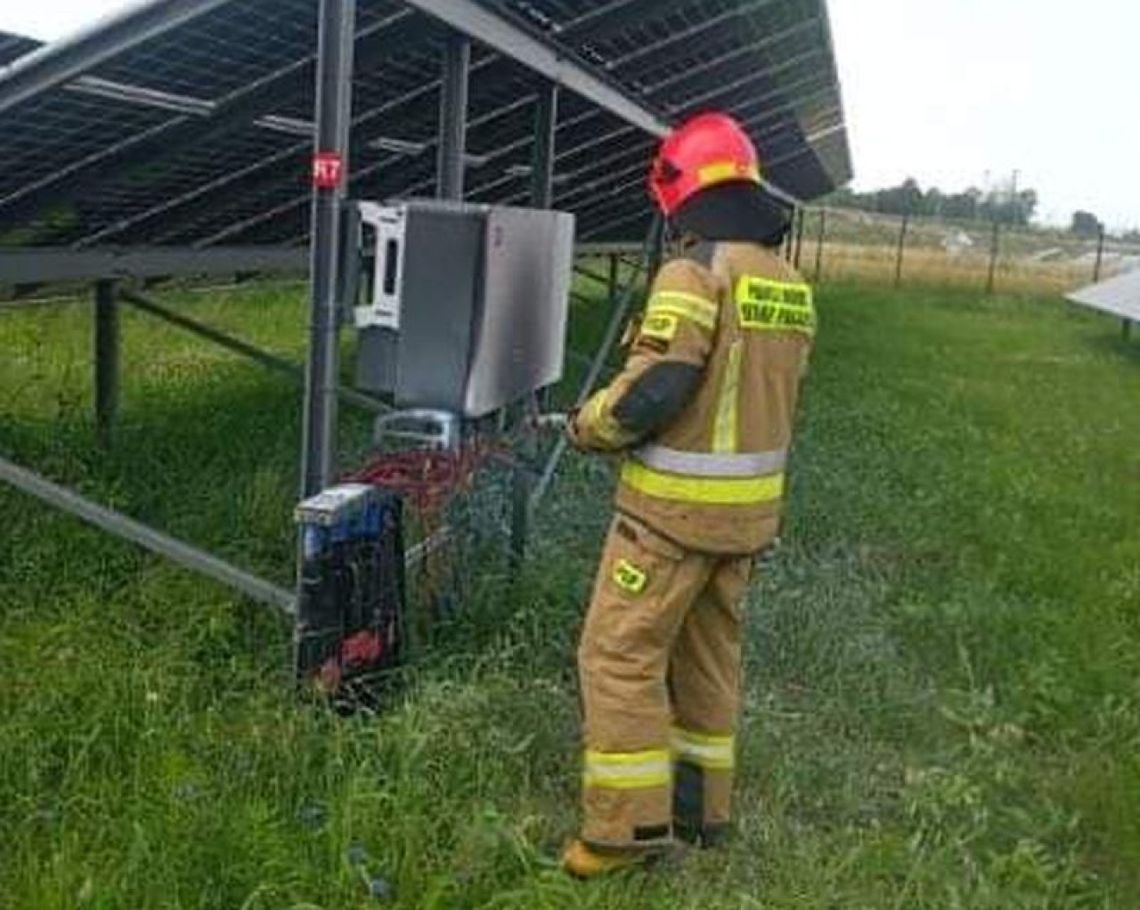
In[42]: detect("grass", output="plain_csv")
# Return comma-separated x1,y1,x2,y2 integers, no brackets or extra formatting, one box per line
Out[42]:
816,241,1106,294
2,279,1139,908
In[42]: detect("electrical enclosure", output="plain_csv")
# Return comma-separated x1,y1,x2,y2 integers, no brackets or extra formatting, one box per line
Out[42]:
354,200,575,417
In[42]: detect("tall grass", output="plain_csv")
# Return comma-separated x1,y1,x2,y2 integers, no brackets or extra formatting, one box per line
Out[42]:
1,281,1138,908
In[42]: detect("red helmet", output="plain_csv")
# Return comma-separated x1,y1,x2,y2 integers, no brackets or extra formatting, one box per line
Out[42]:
649,112,763,218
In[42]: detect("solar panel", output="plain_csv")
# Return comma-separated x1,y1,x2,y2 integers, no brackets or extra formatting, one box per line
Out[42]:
1067,270,1140,323
0,0,852,251
0,30,39,66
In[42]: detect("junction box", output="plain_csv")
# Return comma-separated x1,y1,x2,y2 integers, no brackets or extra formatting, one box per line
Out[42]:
294,483,405,704
352,199,575,417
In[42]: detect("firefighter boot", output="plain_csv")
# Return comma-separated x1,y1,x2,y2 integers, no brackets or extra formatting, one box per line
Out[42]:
561,839,653,879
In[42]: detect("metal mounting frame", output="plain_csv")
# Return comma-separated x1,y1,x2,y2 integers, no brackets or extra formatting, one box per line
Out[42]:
0,0,851,616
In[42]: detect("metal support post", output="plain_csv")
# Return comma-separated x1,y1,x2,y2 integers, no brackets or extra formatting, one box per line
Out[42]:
301,0,356,498
793,206,806,269
529,82,559,209
510,81,560,569
436,33,471,201
94,279,119,446
1094,224,1106,283
986,220,1000,296
894,212,910,287
608,253,620,306
813,208,827,283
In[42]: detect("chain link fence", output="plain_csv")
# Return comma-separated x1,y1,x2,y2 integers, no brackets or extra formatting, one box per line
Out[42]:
792,206,1138,294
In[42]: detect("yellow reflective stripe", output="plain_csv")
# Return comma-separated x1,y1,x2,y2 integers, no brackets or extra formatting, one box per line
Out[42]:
672,728,735,770
621,462,784,505
697,160,762,187
712,340,742,454
584,749,672,790
647,291,718,330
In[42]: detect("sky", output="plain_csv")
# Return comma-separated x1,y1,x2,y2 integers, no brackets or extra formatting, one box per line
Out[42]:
3,0,1138,230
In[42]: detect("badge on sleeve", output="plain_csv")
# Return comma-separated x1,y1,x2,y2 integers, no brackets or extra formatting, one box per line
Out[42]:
639,312,679,342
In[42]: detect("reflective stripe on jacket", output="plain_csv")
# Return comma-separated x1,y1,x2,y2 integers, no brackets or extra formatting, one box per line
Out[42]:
571,241,814,554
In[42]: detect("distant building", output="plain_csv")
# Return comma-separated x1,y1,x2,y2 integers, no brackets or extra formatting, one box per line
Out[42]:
942,230,974,256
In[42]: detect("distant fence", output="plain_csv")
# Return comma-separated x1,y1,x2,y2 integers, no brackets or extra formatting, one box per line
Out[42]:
788,207,1137,294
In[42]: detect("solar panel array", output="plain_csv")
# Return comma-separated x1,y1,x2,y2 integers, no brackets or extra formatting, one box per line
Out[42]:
0,0,851,250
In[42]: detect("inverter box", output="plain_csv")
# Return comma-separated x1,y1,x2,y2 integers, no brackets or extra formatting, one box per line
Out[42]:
354,199,575,417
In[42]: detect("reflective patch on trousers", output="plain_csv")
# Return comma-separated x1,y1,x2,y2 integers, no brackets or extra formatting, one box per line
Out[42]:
672,727,735,770
584,749,671,790
612,558,648,595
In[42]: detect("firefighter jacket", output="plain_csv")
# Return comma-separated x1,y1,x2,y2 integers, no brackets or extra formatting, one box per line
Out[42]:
570,241,815,555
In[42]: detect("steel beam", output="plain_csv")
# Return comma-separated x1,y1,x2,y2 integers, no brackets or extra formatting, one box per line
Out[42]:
508,81,561,569
401,0,670,138
0,0,232,114
301,0,356,497
94,280,119,446
436,34,471,200
0,455,296,614
0,247,306,285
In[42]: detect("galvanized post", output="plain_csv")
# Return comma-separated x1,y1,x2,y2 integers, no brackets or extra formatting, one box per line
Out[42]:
894,211,910,287
793,206,806,269
1094,223,1106,283
530,81,558,208
300,0,356,497
986,220,1000,296
436,33,470,201
94,279,119,446
813,207,826,284
510,81,559,570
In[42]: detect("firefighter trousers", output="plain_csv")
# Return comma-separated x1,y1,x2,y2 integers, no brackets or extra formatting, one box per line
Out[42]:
577,512,754,849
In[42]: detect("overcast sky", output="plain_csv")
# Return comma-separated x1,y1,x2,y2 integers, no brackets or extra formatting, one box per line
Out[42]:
4,0,1137,229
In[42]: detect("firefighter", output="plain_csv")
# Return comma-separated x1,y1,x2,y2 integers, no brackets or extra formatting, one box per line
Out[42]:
561,111,816,877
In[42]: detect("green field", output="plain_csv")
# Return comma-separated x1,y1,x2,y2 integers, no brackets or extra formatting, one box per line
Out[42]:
2,281,1138,908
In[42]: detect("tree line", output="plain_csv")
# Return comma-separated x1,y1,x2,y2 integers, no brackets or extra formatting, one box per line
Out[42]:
827,178,1038,226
